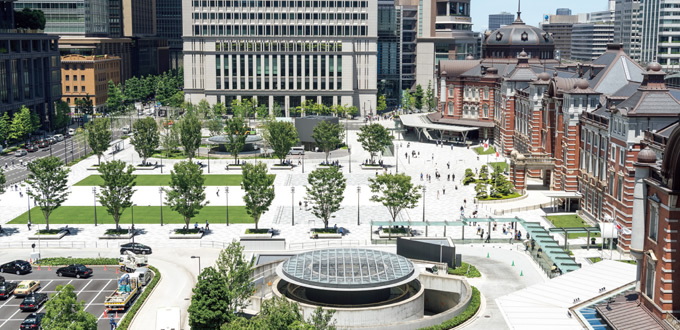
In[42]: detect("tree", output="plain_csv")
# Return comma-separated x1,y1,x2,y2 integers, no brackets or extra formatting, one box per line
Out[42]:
311,120,344,163
215,242,254,316
197,99,211,120
0,112,10,145
165,161,207,229
347,105,359,118
106,81,125,115
231,98,253,119
41,284,97,330
478,165,489,181
271,102,283,118
401,90,413,112
206,117,224,137
130,117,159,165
161,124,180,157
357,123,393,165
413,84,424,110
9,106,32,142
85,117,111,165
241,162,275,230
75,95,94,115
377,93,387,114
368,173,421,236
168,90,185,109
262,120,299,164
188,267,232,328
25,157,70,231
14,8,46,30
53,101,71,130
97,160,136,230
179,111,202,160
490,164,514,197
307,306,337,330
30,111,41,134
223,116,248,164
0,169,5,194
122,76,142,102
425,81,438,111
305,167,346,229
212,102,227,117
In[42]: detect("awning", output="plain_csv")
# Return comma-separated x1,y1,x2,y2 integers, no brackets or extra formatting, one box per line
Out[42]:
398,113,479,133
543,191,582,199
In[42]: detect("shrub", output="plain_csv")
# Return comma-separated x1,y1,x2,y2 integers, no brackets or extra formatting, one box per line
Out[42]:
37,229,65,235
382,227,408,234
311,228,338,234
448,262,482,278
419,286,480,330
105,229,129,236
463,169,476,185
175,228,202,234
475,182,487,199
37,257,118,265
117,265,161,329
245,228,269,234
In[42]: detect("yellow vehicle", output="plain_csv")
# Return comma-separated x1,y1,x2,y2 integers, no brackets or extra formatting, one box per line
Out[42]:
105,274,140,311
14,280,40,297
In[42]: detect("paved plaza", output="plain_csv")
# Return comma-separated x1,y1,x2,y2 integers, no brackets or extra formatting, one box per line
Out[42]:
0,119,632,329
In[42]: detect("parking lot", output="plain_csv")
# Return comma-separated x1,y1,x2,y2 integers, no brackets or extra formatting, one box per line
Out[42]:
0,266,128,329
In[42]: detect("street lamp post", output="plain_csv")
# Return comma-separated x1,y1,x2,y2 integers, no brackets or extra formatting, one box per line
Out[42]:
302,154,305,173
225,186,229,226
348,147,351,173
26,187,31,224
291,187,295,226
131,204,136,242
207,145,211,173
422,186,426,222
160,152,163,174
159,187,163,226
357,187,361,225
396,142,398,173
191,256,201,274
92,187,97,226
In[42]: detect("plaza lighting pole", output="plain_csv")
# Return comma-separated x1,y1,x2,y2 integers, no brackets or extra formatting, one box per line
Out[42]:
225,186,229,226
349,147,351,173
207,145,211,173
159,187,163,226
160,152,163,174
92,187,97,226
27,187,31,224
422,186,426,222
396,142,398,173
291,187,295,226
191,256,201,274
131,204,136,243
357,187,361,225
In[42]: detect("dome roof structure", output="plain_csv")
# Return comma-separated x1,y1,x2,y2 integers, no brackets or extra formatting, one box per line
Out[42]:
486,20,553,47
637,147,657,164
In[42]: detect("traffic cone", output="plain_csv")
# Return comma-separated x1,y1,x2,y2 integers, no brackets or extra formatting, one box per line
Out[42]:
103,310,107,318
520,270,524,276
486,252,489,258
37,265,40,271
104,265,107,271
115,311,119,319
116,268,119,274
511,260,515,267
48,266,51,271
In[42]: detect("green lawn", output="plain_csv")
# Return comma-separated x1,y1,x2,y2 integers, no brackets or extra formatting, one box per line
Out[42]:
547,214,600,239
74,174,253,186
473,145,496,155
589,257,637,265
488,161,508,172
448,262,482,278
478,192,522,201
8,206,253,225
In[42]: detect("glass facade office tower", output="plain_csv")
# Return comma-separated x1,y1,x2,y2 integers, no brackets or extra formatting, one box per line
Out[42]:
378,0,416,107
556,8,572,16
15,0,110,36
183,0,378,117
614,0,641,61
157,0,183,69
571,23,615,61
488,12,514,31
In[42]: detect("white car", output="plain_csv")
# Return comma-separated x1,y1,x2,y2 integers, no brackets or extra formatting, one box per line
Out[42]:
68,128,76,136
122,126,130,135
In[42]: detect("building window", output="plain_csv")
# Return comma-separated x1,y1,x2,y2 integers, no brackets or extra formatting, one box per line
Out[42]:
620,149,625,166
611,145,616,161
617,176,623,201
649,203,659,242
645,257,655,300
73,75,77,81
608,173,614,195
447,102,453,115
483,104,489,118
65,75,69,81
448,85,453,97
66,86,70,92
74,86,78,92
483,86,489,100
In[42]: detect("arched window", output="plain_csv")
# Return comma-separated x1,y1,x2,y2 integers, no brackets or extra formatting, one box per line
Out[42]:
448,85,454,97
463,105,468,117
448,102,453,115
483,104,489,118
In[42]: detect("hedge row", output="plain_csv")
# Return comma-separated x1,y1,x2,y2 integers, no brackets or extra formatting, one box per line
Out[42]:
37,257,118,266
117,265,161,329
448,262,482,278
419,286,481,330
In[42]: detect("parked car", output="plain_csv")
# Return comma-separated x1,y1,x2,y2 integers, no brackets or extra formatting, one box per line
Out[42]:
38,140,49,148
20,313,45,330
53,134,64,142
56,264,93,278
0,281,17,299
19,293,48,311
122,126,130,134
120,242,152,255
68,128,76,136
14,280,40,297
45,137,56,145
26,145,38,152
0,260,31,274
63,131,71,139
15,149,27,157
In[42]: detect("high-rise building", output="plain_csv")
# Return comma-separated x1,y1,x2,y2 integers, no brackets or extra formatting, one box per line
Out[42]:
541,23,574,60
571,23,615,61
182,0,378,116
156,0,183,69
123,0,156,37
614,0,641,61
556,8,572,16
15,0,110,36
488,12,514,31
640,0,660,65
0,0,62,131
377,0,415,108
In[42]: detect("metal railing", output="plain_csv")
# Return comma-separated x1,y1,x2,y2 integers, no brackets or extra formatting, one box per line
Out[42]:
0,240,123,249
287,239,395,250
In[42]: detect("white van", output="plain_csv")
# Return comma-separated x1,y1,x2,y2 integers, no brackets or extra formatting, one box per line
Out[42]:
132,267,154,286
68,128,76,136
122,126,130,135
288,146,305,155
53,134,64,142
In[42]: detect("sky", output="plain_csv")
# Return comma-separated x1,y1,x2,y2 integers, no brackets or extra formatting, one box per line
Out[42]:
471,0,613,32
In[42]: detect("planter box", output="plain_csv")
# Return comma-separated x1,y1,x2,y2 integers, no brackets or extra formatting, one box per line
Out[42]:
310,233,343,239
360,164,383,170
270,165,293,170
316,164,340,169
226,164,244,170
378,232,411,238
169,232,204,239
134,166,156,171
28,230,67,240
99,230,136,240
86,167,101,171
240,233,273,239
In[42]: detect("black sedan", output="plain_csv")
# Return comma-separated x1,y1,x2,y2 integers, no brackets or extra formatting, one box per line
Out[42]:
56,264,93,278
0,260,31,275
25,144,38,152
20,313,44,330
20,293,48,311
0,281,17,299
120,243,152,255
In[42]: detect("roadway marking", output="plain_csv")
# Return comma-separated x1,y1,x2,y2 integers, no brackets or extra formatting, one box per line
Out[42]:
37,280,70,314
0,305,22,328
93,279,113,320
76,279,92,294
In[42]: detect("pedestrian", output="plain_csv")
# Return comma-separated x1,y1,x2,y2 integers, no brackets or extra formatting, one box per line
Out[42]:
436,190,439,199
442,187,446,195
12,160,14,166
205,220,209,230
463,199,467,207
447,161,450,169
216,188,220,197
431,153,434,161
447,174,450,181
299,201,302,210
14,184,17,191
485,233,490,243
27,219,31,231
110,315,117,330
452,174,456,181
420,173,423,181
304,201,308,210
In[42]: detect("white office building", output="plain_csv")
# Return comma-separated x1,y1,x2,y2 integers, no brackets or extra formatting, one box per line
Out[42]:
182,0,377,116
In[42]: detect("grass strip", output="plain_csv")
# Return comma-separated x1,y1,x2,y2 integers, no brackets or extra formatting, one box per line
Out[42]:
37,257,118,266
117,265,161,329
9,206,253,224
73,174,256,186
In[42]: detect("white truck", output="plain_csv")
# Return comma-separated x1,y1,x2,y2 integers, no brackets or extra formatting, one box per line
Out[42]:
118,251,148,273
105,273,140,311
156,307,181,330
